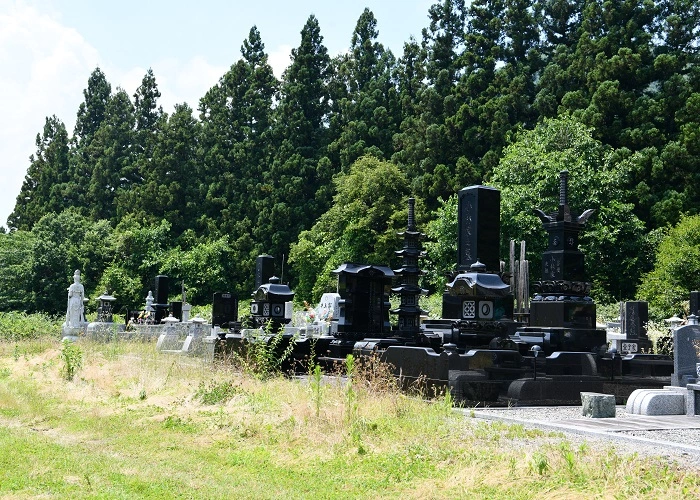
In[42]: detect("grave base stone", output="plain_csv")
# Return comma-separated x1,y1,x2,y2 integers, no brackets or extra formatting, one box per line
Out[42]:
686,383,700,416
61,325,86,342
581,392,616,418
85,322,125,341
626,388,686,415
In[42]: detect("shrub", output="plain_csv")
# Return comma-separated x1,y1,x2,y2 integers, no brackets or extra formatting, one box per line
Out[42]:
0,312,61,341
638,215,700,319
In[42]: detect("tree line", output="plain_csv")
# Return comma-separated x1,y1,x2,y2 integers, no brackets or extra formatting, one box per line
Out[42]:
3,1,700,318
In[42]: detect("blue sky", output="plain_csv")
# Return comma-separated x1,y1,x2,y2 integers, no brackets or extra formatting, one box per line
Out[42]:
0,0,434,228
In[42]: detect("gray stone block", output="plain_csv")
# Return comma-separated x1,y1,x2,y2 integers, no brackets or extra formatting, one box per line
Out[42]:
627,388,686,415
581,392,616,418
686,384,700,416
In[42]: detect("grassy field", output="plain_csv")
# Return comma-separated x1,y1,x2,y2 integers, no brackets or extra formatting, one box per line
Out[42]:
0,333,699,498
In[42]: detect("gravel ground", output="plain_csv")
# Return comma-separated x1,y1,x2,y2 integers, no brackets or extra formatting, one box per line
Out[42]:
464,406,700,470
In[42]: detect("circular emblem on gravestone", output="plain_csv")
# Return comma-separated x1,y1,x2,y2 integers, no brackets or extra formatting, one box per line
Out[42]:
250,303,259,314
272,304,283,316
553,236,560,246
567,237,574,247
480,301,493,319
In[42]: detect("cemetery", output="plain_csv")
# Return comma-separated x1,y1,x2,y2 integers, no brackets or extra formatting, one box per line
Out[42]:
57,170,700,413
5,1,700,494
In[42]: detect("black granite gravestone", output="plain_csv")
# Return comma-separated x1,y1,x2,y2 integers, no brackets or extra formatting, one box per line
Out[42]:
620,301,650,347
154,275,169,322
529,171,596,328
170,301,183,321
255,255,275,290
691,291,700,317
250,277,293,329
154,275,169,305
521,171,606,353
457,186,500,273
212,292,238,328
333,263,394,340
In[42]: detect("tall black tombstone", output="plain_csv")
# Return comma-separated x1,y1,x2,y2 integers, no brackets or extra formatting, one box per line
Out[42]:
154,275,169,305
154,275,169,322
620,301,648,341
255,255,275,290
458,186,501,274
170,301,183,321
212,292,238,328
691,291,700,317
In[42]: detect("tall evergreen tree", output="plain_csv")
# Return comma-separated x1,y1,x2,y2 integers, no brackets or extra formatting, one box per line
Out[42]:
68,68,112,210
393,0,469,208
258,15,333,260
86,89,136,221
198,26,278,241
73,67,112,145
8,116,70,230
533,0,586,117
118,69,166,219
132,68,163,161
449,0,539,180
130,103,200,236
328,9,400,170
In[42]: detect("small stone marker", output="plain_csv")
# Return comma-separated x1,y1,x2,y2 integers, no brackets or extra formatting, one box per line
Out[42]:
581,392,616,418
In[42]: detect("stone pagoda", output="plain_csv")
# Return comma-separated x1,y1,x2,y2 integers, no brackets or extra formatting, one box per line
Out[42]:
391,198,428,338
517,170,606,353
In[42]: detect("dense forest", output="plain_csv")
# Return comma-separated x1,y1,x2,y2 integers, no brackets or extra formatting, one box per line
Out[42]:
2,0,699,319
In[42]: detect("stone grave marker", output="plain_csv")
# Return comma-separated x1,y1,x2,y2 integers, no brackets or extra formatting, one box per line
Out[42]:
672,322,700,386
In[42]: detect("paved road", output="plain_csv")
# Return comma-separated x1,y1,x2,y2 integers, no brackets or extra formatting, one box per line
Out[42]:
463,406,700,467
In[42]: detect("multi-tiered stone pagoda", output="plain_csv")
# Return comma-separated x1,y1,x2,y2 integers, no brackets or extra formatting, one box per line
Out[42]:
391,197,428,338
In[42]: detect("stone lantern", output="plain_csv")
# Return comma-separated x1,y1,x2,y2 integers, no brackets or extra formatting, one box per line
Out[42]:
86,291,124,340
250,277,294,330
96,292,117,323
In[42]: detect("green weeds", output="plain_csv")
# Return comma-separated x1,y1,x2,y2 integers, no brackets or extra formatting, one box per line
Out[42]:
310,364,323,418
59,340,82,381
194,379,242,405
0,311,61,341
236,323,299,378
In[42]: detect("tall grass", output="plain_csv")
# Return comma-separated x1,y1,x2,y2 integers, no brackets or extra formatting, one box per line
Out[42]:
0,338,698,498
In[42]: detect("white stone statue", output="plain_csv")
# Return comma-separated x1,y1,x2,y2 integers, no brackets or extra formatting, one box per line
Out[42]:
145,291,154,312
65,270,85,328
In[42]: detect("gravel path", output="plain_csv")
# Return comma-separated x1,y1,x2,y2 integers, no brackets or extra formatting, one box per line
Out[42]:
464,406,700,470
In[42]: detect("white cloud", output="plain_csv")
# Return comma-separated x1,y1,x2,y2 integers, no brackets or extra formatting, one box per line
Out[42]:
268,44,292,79
150,56,228,113
0,2,98,227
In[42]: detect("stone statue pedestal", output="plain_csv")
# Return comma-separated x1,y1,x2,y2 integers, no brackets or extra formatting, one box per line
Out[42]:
85,321,125,342
61,323,87,342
